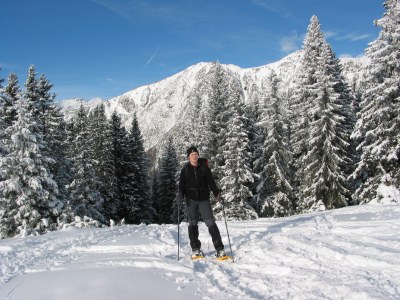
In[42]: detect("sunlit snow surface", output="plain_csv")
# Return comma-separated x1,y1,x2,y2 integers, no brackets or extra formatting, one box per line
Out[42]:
1,204,399,299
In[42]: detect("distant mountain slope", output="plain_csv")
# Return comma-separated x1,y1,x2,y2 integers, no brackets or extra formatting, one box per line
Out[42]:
60,51,367,151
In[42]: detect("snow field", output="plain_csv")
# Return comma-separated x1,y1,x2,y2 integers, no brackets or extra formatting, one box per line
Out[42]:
0,204,399,299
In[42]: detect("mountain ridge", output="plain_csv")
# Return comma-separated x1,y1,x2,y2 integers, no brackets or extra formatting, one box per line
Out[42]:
60,51,367,152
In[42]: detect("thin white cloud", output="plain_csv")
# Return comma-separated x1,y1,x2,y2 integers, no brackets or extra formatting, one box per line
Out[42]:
90,0,135,23
251,0,293,18
90,0,203,26
339,33,371,42
280,32,302,53
324,29,371,42
0,61,21,71
324,30,337,39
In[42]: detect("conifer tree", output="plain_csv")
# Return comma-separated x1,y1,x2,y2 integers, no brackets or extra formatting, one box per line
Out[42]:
109,111,131,222
35,73,66,222
127,112,154,224
351,0,400,203
205,63,232,183
258,71,294,217
88,104,116,222
294,16,351,212
250,84,268,213
36,74,55,133
325,45,356,204
243,83,263,211
3,73,20,127
0,70,6,178
0,71,6,157
216,83,257,220
0,96,58,238
24,65,40,122
45,103,71,225
69,104,105,223
181,88,208,156
157,138,179,224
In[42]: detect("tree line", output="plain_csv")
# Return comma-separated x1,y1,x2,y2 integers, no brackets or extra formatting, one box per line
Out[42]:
169,2,399,221
1,0,399,238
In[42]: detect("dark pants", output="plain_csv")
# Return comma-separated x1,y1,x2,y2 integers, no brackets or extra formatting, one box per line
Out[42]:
186,199,224,251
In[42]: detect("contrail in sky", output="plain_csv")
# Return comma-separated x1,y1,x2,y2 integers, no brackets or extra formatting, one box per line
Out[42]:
142,47,160,71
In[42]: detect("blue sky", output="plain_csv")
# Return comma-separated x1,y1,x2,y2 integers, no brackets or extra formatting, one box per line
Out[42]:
1,0,383,101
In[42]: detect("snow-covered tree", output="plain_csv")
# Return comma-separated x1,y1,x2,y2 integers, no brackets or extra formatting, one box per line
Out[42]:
351,0,400,204
0,70,7,185
3,73,20,127
216,82,257,220
68,104,106,224
36,74,56,135
243,83,263,211
205,62,232,183
45,103,71,224
108,111,131,222
0,71,6,155
293,16,351,212
0,96,58,238
157,138,179,224
127,112,154,224
181,88,209,159
257,71,294,217
24,65,41,122
87,104,116,222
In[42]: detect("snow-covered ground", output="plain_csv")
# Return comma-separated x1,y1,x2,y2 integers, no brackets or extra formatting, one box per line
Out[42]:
1,204,399,300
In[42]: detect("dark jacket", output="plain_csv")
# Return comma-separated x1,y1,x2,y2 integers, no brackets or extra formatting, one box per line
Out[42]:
179,158,219,202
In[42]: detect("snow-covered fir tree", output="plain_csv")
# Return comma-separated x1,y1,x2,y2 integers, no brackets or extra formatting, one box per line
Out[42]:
157,138,179,224
0,71,6,179
24,65,41,122
324,44,357,204
0,96,58,238
3,73,20,128
180,85,209,159
243,83,263,211
87,104,116,222
109,111,132,222
205,62,232,183
292,16,351,212
127,112,155,224
351,0,400,204
68,104,106,224
35,73,66,224
216,83,258,220
36,74,56,134
44,103,71,225
257,71,294,217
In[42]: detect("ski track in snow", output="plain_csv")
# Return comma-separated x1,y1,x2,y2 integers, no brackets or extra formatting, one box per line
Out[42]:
0,205,400,299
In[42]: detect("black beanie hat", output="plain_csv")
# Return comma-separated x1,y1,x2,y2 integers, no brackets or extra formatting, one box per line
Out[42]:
187,146,199,157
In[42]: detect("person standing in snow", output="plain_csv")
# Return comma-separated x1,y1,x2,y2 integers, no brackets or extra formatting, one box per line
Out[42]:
177,146,227,259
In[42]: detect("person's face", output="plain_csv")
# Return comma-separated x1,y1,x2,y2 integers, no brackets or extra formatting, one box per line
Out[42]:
188,152,199,165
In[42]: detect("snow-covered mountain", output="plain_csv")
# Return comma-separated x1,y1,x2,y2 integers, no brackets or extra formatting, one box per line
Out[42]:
59,51,367,152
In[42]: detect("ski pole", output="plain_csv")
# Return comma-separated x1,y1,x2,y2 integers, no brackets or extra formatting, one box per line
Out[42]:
219,194,234,262
177,197,180,261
